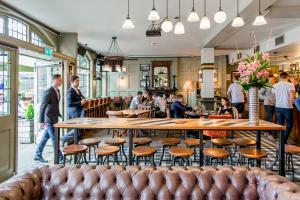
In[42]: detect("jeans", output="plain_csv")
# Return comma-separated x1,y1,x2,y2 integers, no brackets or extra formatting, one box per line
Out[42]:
275,107,293,144
264,105,275,122
61,129,82,145
35,123,62,159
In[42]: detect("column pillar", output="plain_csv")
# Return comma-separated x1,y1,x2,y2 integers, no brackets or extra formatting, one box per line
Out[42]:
200,48,215,110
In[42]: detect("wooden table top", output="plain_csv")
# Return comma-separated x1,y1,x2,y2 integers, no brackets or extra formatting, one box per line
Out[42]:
121,109,151,116
54,118,285,131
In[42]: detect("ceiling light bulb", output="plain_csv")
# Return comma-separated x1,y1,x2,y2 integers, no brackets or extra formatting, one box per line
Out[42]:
214,10,227,23
187,10,199,22
200,16,211,29
253,14,267,26
122,17,135,29
161,19,173,32
232,16,244,27
148,9,160,21
174,21,185,34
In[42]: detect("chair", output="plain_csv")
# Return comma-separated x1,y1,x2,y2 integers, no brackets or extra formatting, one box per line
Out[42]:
62,144,88,165
204,148,230,166
84,100,91,117
95,146,120,165
78,138,101,162
132,146,156,166
158,138,180,166
238,148,268,168
113,96,122,110
104,137,127,165
169,147,194,166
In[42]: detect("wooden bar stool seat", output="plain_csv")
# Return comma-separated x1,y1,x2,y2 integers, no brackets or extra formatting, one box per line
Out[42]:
211,138,233,147
159,138,181,166
169,147,194,166
184,138,201,147
96,146,120,165
232,138,256,147
275,144,300,154
133,137,152,146
204,148,230,166
62,144,88,165
104,138,127,165
132,146,157,166
79,138,101,162
238,148,267,168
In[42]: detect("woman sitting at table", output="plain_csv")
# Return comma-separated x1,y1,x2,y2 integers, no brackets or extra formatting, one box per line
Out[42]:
217,97,232,115
171,94,187,118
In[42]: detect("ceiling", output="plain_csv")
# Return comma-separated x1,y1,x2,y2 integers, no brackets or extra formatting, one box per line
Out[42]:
3,0,300,57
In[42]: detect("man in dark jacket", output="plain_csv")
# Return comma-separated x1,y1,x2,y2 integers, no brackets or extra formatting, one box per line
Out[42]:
34,74,63,163
61,75,86,145
171,94,187,118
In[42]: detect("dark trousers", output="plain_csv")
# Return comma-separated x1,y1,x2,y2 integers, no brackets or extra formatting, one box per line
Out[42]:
264,105,275,122
275,107,293,144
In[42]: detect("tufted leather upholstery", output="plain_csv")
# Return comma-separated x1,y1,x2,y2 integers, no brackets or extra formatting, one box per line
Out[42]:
0,165,299,200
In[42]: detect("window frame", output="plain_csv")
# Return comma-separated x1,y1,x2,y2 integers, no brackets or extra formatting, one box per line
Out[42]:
77,55,91,98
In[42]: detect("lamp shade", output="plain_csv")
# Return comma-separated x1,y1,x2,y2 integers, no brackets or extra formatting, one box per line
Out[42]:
122,18,135,29
183,80,195,90
161,19,173,32
232,16,244,27
200,16,211,29
148,9,160,21
214,10,227,23
187,10,199,22
174,21,185,35
253,15,267,26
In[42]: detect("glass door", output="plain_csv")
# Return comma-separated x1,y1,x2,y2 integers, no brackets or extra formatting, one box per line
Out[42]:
0,45,17,181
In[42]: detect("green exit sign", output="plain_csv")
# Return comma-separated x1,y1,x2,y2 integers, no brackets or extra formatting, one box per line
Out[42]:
44,46,54,57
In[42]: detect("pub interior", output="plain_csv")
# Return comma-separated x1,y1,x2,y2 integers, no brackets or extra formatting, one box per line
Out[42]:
0,0,300,199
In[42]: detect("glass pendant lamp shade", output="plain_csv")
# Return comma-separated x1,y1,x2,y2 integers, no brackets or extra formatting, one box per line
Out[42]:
187,10,200,22
214,10,226,23
232,15,244,27
122,17,135,29
148,0,160,21
174,21,185,34
122,0,134,29
253,14,267,26
253,0,267,26
161,19,173,32
200,16,210,29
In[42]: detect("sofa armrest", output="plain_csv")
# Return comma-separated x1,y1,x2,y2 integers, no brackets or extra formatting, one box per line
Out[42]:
0,168,42,200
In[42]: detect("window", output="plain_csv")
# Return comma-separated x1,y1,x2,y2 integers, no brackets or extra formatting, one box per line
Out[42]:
0,17,4,34
0,49,11,116
31,32,45,47
95,63,102,97
8,17,27,41
77,56,90,98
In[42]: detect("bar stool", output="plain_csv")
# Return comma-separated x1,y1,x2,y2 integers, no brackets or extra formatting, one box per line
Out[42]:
104,138,127,165
96,146,120,165
169,147,194,166
133,137,152,147
132,146,156,166
78,138,101,162
158,138,180,166
99,98,104,117
62,144,88,165
203,148,230,166
238,148,268,168
211,138,233,149
184,138,201,162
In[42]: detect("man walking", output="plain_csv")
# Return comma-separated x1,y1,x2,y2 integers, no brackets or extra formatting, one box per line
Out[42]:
227,74,245,118
272,72,295,144
34,74,63,163
61,75,86,145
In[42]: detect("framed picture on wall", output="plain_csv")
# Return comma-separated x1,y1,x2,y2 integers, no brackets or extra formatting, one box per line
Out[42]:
141,71,149,79
140,64,150,71
140,79,150,88
231,71,239,82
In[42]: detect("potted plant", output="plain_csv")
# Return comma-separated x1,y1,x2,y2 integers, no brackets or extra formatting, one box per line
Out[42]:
237,52,272,124
18,103,34,143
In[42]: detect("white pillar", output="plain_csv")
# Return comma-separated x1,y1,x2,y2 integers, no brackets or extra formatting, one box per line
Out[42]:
200,48,215,98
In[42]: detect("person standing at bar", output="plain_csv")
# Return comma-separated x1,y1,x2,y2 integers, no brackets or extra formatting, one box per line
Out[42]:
34,74,63,163
61,75,86,145
272,72,295,144
259,75,276,122
227,74,245,118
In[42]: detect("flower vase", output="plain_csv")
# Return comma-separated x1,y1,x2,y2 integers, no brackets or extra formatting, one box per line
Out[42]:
248,87,259,125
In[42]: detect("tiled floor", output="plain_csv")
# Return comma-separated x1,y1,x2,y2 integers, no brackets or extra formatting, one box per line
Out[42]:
17,130,300,183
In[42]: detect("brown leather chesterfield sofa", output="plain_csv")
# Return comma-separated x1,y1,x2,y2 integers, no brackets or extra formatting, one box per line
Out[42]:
0,165,299,200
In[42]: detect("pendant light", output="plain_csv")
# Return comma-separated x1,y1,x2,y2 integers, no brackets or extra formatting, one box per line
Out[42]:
200,0,210,29
253,0,267,26
174,0,185,34
122,0,134,29
148,0,160,21
161,0,173,33
187,0,199,22
232,0,244,27
214,0,227,23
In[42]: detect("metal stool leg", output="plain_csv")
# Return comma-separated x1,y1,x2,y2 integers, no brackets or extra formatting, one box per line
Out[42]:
159,145,166,166
121,144,127,165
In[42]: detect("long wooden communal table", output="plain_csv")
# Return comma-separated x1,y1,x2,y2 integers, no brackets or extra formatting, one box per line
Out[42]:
54,118,286,175
121,109,151,117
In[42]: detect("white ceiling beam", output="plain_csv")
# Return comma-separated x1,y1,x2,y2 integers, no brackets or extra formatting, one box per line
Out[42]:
268,6,300,18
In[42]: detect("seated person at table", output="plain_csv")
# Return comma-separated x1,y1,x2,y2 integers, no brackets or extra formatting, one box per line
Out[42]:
171,94,187,118
152,93,167,118
142,91,152,106
217,97,232,115
167,94,176,103
130,91,143,109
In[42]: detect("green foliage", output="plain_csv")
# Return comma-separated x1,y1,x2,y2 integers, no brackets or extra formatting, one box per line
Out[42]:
25,103,34,120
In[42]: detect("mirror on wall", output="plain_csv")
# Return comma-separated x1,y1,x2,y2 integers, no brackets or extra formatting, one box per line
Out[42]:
152,61,170,88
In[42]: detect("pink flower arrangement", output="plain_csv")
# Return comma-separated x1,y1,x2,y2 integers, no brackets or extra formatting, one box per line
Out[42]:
237,52,272,90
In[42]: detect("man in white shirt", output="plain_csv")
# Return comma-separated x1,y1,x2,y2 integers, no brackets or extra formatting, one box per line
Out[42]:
227,74,245,118
272,72,295,144
152,93,166,113
130,91,143,110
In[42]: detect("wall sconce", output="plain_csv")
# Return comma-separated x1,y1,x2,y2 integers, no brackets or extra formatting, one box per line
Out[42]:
198,69,217,83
